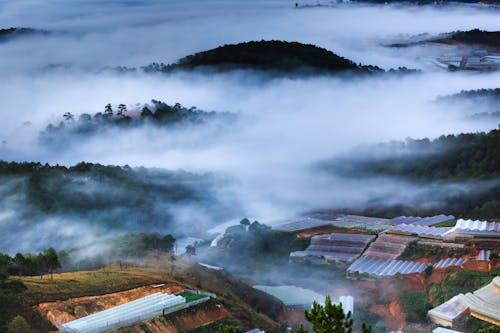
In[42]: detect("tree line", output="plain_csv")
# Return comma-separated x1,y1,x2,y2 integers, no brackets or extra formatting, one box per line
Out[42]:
0,248,61,279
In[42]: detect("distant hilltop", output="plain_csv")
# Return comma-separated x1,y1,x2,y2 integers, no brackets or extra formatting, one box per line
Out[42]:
142,40,385,74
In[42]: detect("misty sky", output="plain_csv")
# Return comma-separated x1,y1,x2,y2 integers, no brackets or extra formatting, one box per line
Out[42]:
1,0,500,229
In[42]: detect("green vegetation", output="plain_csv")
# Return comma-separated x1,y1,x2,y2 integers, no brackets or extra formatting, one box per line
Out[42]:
478,325,500,333
296,295,371,333
6,315,31,333
433,219,457,227
400,291,431,323
354,305,386,333
398,240,467,260
179,292,208,303
0,248,60,278
183,318,242,333
143,40,383,74
215,219,310,273
332,127,500,219
466,317,498,333
0,274,26,332
351,128,500,181
0,160,219,241
428,270,495,307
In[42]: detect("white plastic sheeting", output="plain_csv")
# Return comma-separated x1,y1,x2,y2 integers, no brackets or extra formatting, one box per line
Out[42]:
273,217,332,233
434,257,468,269
347,257,427,277
389,224,450,239
461,276,500,325
476,250,491,261
389,215,454,226
428,295,469,327
290,233,375,264
444,219,500,238
59,293,185,333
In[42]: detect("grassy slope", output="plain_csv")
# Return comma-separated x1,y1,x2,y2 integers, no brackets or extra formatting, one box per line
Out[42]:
16,258,283,333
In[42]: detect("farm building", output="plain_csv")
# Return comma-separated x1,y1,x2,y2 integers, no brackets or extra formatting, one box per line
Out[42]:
362,233,416,260
245,329,265,333
428,276,500,327
444,219,500,241
388,214,454,226
290,233,375,264
347,257,427,277
428,295,469,327
388,224,451,239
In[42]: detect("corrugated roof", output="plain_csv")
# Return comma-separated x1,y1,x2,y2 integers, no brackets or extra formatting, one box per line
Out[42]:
389,223,450,239
347,257,427,276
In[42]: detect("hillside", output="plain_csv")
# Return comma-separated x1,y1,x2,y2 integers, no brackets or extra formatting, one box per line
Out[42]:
16,257,286,333
142,40,383,74
39,99,235,148
445,29,500,48
0,161,233,254
323,128,500,219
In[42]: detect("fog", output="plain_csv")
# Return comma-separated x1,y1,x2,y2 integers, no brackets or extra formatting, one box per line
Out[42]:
1,0,500,252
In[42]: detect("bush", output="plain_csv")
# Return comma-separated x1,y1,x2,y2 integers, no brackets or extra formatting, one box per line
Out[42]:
400,291,431,322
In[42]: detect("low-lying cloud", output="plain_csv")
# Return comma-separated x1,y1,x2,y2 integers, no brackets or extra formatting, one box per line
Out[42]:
1,0,500,252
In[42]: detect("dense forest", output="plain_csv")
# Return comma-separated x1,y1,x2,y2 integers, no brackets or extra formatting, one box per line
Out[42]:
325,128,500,219
39,99,234,146
0,161,233,254
449,29,500,48
335,128,500,181
142,40,385,74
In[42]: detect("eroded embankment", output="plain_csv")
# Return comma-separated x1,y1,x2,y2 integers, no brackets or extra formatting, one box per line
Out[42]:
35,284,230,332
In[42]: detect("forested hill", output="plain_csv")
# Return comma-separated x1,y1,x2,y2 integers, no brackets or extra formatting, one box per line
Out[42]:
0,161,234,253
39,99,234,147
428,29,500,49
323,128,500,219
447,29,500,48
142,40,384,74
0,27,47,42
333,127,500,181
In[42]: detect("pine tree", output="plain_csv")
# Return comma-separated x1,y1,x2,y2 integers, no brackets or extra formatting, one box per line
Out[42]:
297,296,372,333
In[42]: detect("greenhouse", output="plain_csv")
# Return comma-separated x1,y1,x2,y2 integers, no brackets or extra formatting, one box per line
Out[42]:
461,276,500,325
428,295,469,327
59,292,186,333
389,224,451,239
273,217,333,233
290,233,375,264
434,257,468,269
389,214,454,226
362,233,416,260
347,257,427,277
444,219,500,239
